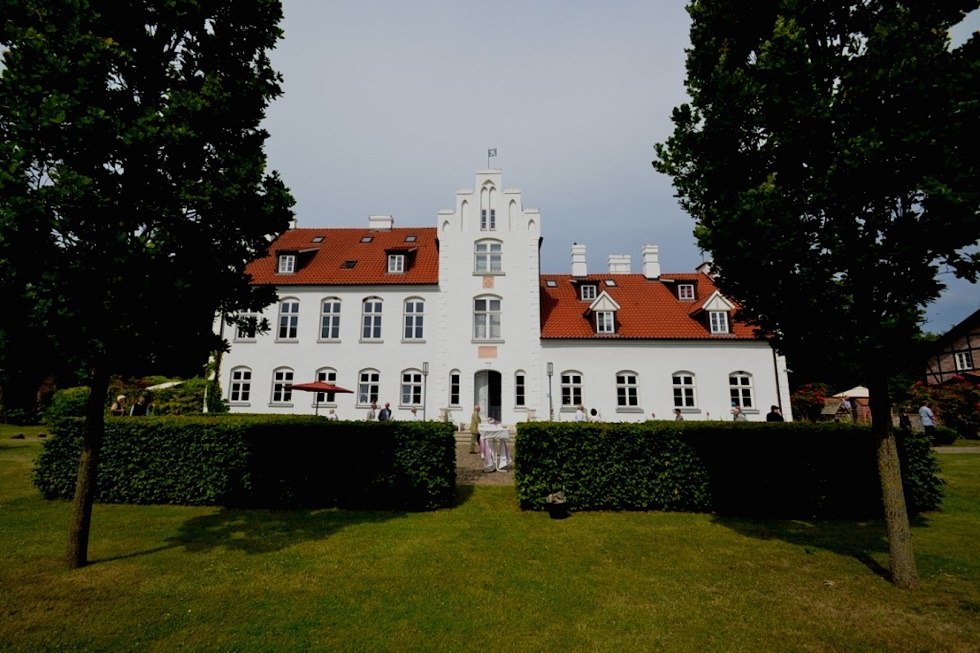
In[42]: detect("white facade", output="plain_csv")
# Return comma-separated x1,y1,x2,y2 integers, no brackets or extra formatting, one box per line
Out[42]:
218,170,793,424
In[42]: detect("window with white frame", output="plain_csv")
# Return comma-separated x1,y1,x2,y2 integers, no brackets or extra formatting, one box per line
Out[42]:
473,296,502,340
387,254,405,274
561,371,583,407
729,372,753,409
320,298,341,340
515,371,526,407
361,297,383,340
955,351,974,371
277,299,299,340
678,284,695,300
480,208,496,230
474,240,502,273
229,367,252,403
580,284,597,301
709,311,730,334
596,311,615,333
272,368,294,404
316,368,338,404
449,370,461,406
358,369,380,405
401,370,423,406
277,254,295,274
672,372,696,408
616,372,639,407
403,298,425,340
234,313,258,341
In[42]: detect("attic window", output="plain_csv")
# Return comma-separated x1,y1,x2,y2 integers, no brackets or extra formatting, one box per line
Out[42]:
278,254,296,274
341,260,357,269
546,280,558,287
311,236,325,243
596,311,615,334
604,279,617,287
580,284,597,301
388,253,405,274
404,235,417,242
678,284,695,301
709,311,729,334
360,236,373,243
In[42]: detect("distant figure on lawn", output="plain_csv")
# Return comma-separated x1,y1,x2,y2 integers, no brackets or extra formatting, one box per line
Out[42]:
366,402,377,421
918,402,937,438
674,408,684,421
110,395,126,417
130,395,149,416
378,402,392,421
731,406,747,421
766,405,784,422
469,405,482,453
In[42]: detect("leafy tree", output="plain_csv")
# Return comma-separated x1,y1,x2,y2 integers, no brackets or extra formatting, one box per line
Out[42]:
0,0,294,568
654,1,979,588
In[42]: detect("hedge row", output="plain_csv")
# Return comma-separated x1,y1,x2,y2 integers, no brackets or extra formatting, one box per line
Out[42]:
33,416,456,510
514,421,943,518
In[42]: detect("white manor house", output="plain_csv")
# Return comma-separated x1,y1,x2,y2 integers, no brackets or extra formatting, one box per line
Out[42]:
218,170,792,424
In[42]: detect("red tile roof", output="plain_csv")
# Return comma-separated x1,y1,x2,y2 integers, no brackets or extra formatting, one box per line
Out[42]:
246,227,439,286
539,272,760,340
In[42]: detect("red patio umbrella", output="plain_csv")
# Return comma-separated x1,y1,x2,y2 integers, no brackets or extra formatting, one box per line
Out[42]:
285,381,354,415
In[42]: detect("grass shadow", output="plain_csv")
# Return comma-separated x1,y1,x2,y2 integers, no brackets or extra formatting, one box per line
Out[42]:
712,513,932,580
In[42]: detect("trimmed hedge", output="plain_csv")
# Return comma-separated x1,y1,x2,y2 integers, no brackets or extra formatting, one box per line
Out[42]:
33,416,456,511
514,421,943,518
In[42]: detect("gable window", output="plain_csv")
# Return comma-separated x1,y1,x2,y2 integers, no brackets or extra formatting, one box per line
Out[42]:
234,313,258,341
361,297,383,340
474,240,502,273
561,371,583,407
678,284,695,300
672,372,696,408
229,367,252,403
596,311,615,334
388,253,405,274
449,370,461,406
272,368,294,404
616,372,639,407
358,369,380,406
955,351,974,371
580,284,597,301
403,298,425,340
316,368,338,404
473,296,502,340
709,311,730,334
320,298,341,340
515,371,526,407
480,208,496,231
277,299,299,340
278,254,296,274
729,372,754,409
401,370,423,406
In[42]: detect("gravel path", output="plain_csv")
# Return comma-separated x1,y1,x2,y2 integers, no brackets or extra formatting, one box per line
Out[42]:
454,436,514,486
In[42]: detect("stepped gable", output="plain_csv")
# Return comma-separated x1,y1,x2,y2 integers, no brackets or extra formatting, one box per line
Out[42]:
246,227,440,286
539,271,759,340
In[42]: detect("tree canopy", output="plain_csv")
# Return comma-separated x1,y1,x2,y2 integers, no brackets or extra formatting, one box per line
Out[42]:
654,1,978,589
0,0,294,567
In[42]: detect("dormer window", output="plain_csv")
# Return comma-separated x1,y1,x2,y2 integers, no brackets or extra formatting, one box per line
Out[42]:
709,311,729,334
678,284,695,301
596,311,615,333
278,254,296,274
580,284,597,301
388,253,405,274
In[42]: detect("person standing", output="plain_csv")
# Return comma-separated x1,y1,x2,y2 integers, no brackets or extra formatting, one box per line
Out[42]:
574,404,588,422
408,407,421,421
378,402,392,421
732,406,747,421
366,402,377,421
469,405,482,453
918,402,937,438
110,395,126,417
130,395,149,416
766,405,784,422
673,408,684,421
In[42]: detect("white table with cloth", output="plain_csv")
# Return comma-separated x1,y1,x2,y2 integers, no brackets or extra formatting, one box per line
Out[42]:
478,423,512,472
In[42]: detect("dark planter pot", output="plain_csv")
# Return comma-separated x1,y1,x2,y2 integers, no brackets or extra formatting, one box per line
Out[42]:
547,502,570,519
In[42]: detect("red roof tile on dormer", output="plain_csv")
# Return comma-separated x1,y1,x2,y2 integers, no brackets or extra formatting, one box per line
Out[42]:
246,227,439,286
539,272,759,340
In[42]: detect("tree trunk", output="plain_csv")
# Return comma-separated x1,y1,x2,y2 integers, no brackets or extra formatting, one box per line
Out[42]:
867,375,919,590
66,368,110,570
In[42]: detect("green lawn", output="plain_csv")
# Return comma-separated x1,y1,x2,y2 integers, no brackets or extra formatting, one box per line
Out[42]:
1,430,978,652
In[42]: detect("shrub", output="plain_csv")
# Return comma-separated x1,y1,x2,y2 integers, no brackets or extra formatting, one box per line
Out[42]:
932,426,959,446
43,387,90,425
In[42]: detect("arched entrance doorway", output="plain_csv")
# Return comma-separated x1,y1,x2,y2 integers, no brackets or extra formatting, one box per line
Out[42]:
474,369,502,421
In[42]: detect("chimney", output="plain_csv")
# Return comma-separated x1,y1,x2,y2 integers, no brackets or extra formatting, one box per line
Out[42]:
641,244,660,279
368,215,394,231
571,243,587,277
607,254,631,274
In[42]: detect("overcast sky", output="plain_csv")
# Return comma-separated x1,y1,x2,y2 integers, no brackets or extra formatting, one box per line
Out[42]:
262,1,979,334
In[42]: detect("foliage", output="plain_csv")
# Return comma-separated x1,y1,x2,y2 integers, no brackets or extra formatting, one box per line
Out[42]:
33,416,456,510
789,382,831,422
43,387,91,425
907,377,980,438
515,421,942,517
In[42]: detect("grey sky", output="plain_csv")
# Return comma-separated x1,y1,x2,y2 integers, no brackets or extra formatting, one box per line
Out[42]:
263,1,979,334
